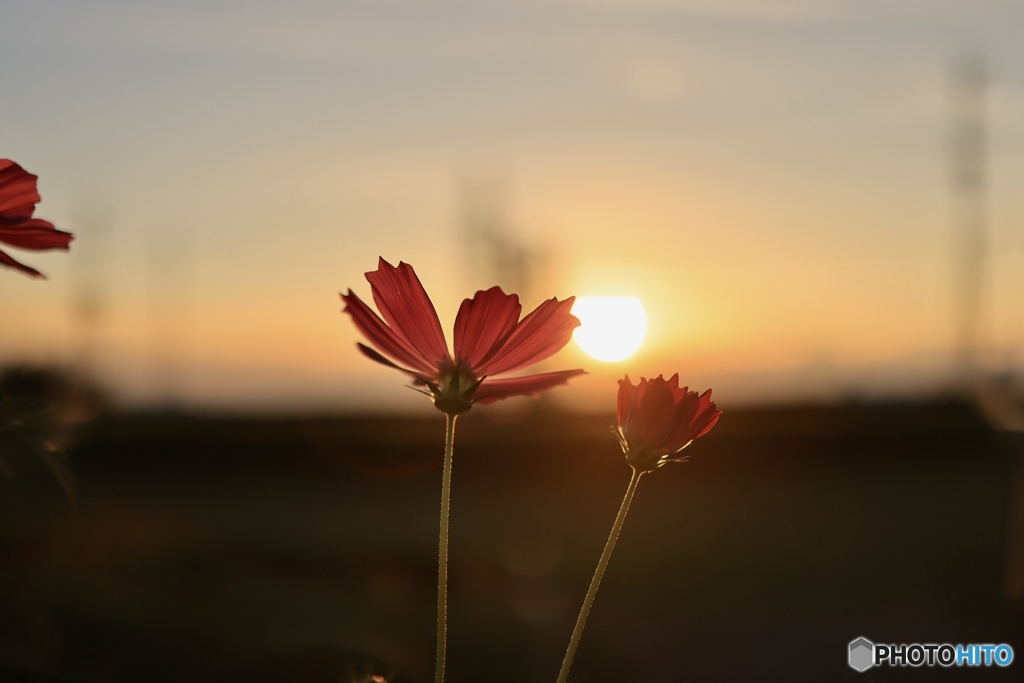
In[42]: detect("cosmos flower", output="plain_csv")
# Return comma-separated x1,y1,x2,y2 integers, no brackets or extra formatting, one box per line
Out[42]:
616,373,721,472
342,257,585,415
0,160,73,279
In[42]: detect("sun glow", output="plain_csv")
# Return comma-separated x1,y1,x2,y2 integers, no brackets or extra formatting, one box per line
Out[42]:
572,296,647,362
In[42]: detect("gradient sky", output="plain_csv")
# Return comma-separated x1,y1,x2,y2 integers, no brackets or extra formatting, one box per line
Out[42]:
2,0,1023,412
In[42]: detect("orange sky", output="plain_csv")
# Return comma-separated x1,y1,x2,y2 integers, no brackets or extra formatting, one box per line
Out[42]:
2,1,1023,411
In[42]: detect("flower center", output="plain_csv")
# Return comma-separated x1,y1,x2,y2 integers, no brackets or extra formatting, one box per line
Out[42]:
430,363,483,416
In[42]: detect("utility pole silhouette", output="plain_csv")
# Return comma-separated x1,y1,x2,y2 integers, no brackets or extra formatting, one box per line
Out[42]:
458,174,532,298
949,55,987,392
70,208,110,373
146,226,194,409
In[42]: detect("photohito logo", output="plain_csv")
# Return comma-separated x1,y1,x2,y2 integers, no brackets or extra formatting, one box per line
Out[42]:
848,637,1014,672
849,638,875,672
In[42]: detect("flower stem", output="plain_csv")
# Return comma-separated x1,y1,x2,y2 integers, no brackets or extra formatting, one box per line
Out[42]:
436,412,457,683
556,467,643,683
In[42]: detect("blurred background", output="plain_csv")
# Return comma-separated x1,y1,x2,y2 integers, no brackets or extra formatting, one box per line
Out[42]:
2,1,1024,681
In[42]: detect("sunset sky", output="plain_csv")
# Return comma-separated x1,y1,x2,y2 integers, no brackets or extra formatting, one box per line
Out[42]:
2,0,1023,412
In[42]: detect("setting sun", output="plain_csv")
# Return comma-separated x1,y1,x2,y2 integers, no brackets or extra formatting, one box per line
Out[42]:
572,296,647,362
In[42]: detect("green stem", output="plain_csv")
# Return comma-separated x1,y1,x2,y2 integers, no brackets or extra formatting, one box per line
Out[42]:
556,467,643,683
436,413,457,683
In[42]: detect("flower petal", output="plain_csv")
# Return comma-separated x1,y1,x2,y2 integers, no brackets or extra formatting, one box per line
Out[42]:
356,342,416,374
365,258,450,367
636,376,678,451
355,343,436,386
453,286,522,370
341,289,436,374
617,375,638,428
622,376,649,441
692,389,722,439
617,373,721,469
668,390,703,451
472,369,586,404
0,248,45,278
0,220,74,250
475,296,580,376
0,160,42,217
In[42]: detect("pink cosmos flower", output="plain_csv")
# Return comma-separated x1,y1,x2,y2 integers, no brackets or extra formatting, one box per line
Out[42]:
0,160,73,279
616,374,721,472
342,258,586,415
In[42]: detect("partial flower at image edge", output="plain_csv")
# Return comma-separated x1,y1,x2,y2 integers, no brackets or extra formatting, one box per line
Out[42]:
0,159,73,279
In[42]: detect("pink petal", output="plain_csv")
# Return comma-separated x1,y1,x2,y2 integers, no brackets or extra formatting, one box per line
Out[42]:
0,220,74,250
473,369,586,404
665,373,686,401
453,286,522,370
694,409,722,439
355,343,437,386
668,391,702,450
692,389,722,439
677,388,701,423
622,376,650,440
0,160,42,217
365,258,450,367
0,248,45,278
617,375,638,428
341,289,435,373
637,376,678,451
475,296,580,376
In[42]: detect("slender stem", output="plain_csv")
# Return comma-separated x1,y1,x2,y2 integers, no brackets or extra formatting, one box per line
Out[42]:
436,413,457,683
556,467,643,683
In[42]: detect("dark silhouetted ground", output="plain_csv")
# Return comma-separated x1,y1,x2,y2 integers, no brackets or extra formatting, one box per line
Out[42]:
1,400,1021,682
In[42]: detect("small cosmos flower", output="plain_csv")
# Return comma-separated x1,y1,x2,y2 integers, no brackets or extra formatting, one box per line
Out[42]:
342,257,585,415
616,374,721,472
0,160,73,279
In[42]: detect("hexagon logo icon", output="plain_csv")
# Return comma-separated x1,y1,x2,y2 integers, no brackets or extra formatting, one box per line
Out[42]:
849,637,875,672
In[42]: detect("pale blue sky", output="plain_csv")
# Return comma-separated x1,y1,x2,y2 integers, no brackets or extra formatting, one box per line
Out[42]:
2,0,1022,411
